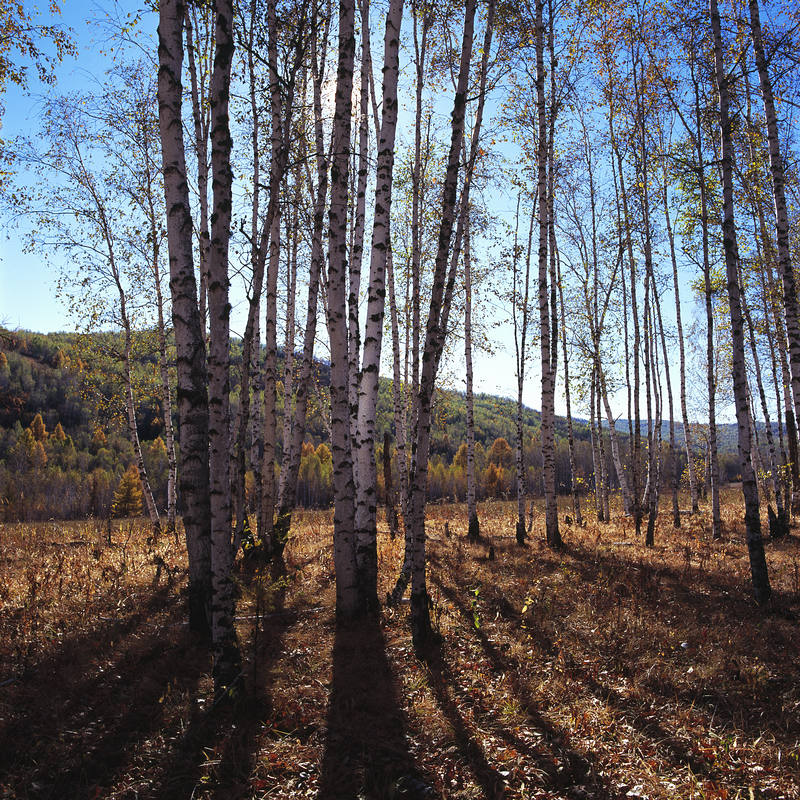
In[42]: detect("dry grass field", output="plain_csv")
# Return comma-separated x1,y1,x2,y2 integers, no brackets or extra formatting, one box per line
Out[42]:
1,490,799,799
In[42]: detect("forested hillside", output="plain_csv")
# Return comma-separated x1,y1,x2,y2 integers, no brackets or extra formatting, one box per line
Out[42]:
1,328,748,521
0,329,574,519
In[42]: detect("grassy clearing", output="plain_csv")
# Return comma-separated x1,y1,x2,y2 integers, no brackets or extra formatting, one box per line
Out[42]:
1,490,799,799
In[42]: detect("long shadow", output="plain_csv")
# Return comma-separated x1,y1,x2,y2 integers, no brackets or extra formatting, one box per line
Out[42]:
422,645,512,800
493,536,799,673
0,592,205,799
559,541,800,675
317,615,431,800
0,555,298,800
148,560,297,799
0,585,176,738
431,550,792,784
427,564,613,797
2,581,177,692
560,538,798,610
491,530,800,625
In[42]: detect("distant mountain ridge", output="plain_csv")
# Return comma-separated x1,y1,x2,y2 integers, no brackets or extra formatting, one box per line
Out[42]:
0,328,748,461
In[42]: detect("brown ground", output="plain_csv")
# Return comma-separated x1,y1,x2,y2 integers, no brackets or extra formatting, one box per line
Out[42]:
1,490,799,800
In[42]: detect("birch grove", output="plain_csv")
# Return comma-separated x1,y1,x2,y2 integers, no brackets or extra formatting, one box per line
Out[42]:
15,0,800,682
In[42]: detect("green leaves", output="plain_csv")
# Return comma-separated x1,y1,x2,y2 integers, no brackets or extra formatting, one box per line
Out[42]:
469,585,481,628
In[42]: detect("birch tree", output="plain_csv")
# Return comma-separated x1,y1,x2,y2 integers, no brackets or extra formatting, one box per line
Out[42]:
512,197,534,544
407,0,479,649
19,93,163,536
536,0,561,549
747,0,800,493
206,0,241,690
326,0,360,618
353,0,405,610
276,1,332,538
709,0,771,603
157,0,212,636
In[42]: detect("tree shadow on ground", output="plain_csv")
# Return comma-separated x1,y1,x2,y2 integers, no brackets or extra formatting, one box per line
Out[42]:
317,614,432,800
431,538,800,787
146,559,296,799
0,560,297,800
427,565,615,798
0,588,205,799
423,642,545,800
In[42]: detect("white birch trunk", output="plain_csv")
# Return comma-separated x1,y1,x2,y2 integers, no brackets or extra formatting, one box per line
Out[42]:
409,3,429,439
352,0,405,611
139,113,178,535
748,0,800,481
232,0,262,553
612,138,643,534
653,262,679,528
120,309,160,533
154,268,178,535
277,28,330,529
386,242,407,521
326,0,360,618
409,0,479,649
536,0,560,548
260,0,285,554
596,371,610,521
157,0,212,636
512,197,531,544
557,250,582,526
347,0,371,465
687,63,723,539
597,362,634,512
662,176,698,514
711,0,771,603
184,4,211,334
278,182,300,508
386,240,413,606
632,56,658,547
207,0,240,691
466,204,481,541
741,263,784,515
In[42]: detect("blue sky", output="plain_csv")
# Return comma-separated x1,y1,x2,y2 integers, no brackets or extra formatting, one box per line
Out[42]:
0,1,727,422
0,1,160,332
0,1,531,401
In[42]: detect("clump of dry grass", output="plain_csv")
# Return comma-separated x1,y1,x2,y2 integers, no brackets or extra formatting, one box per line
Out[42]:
0,519,185,677
1,491,799,800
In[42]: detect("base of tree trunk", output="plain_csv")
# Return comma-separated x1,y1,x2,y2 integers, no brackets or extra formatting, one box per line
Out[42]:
768,505,790,539
387,506,399,540
515,520,526,546
411,589,434,654
386,568,410,607
212,641,243,701
167,520,179,546
746,538,772,606
645,514,655,547
358,580,380,615
241,525,275,568
272,509,292,560
546,521,562,550
148,519,162,545
188,581,211,639
468,513,480,542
